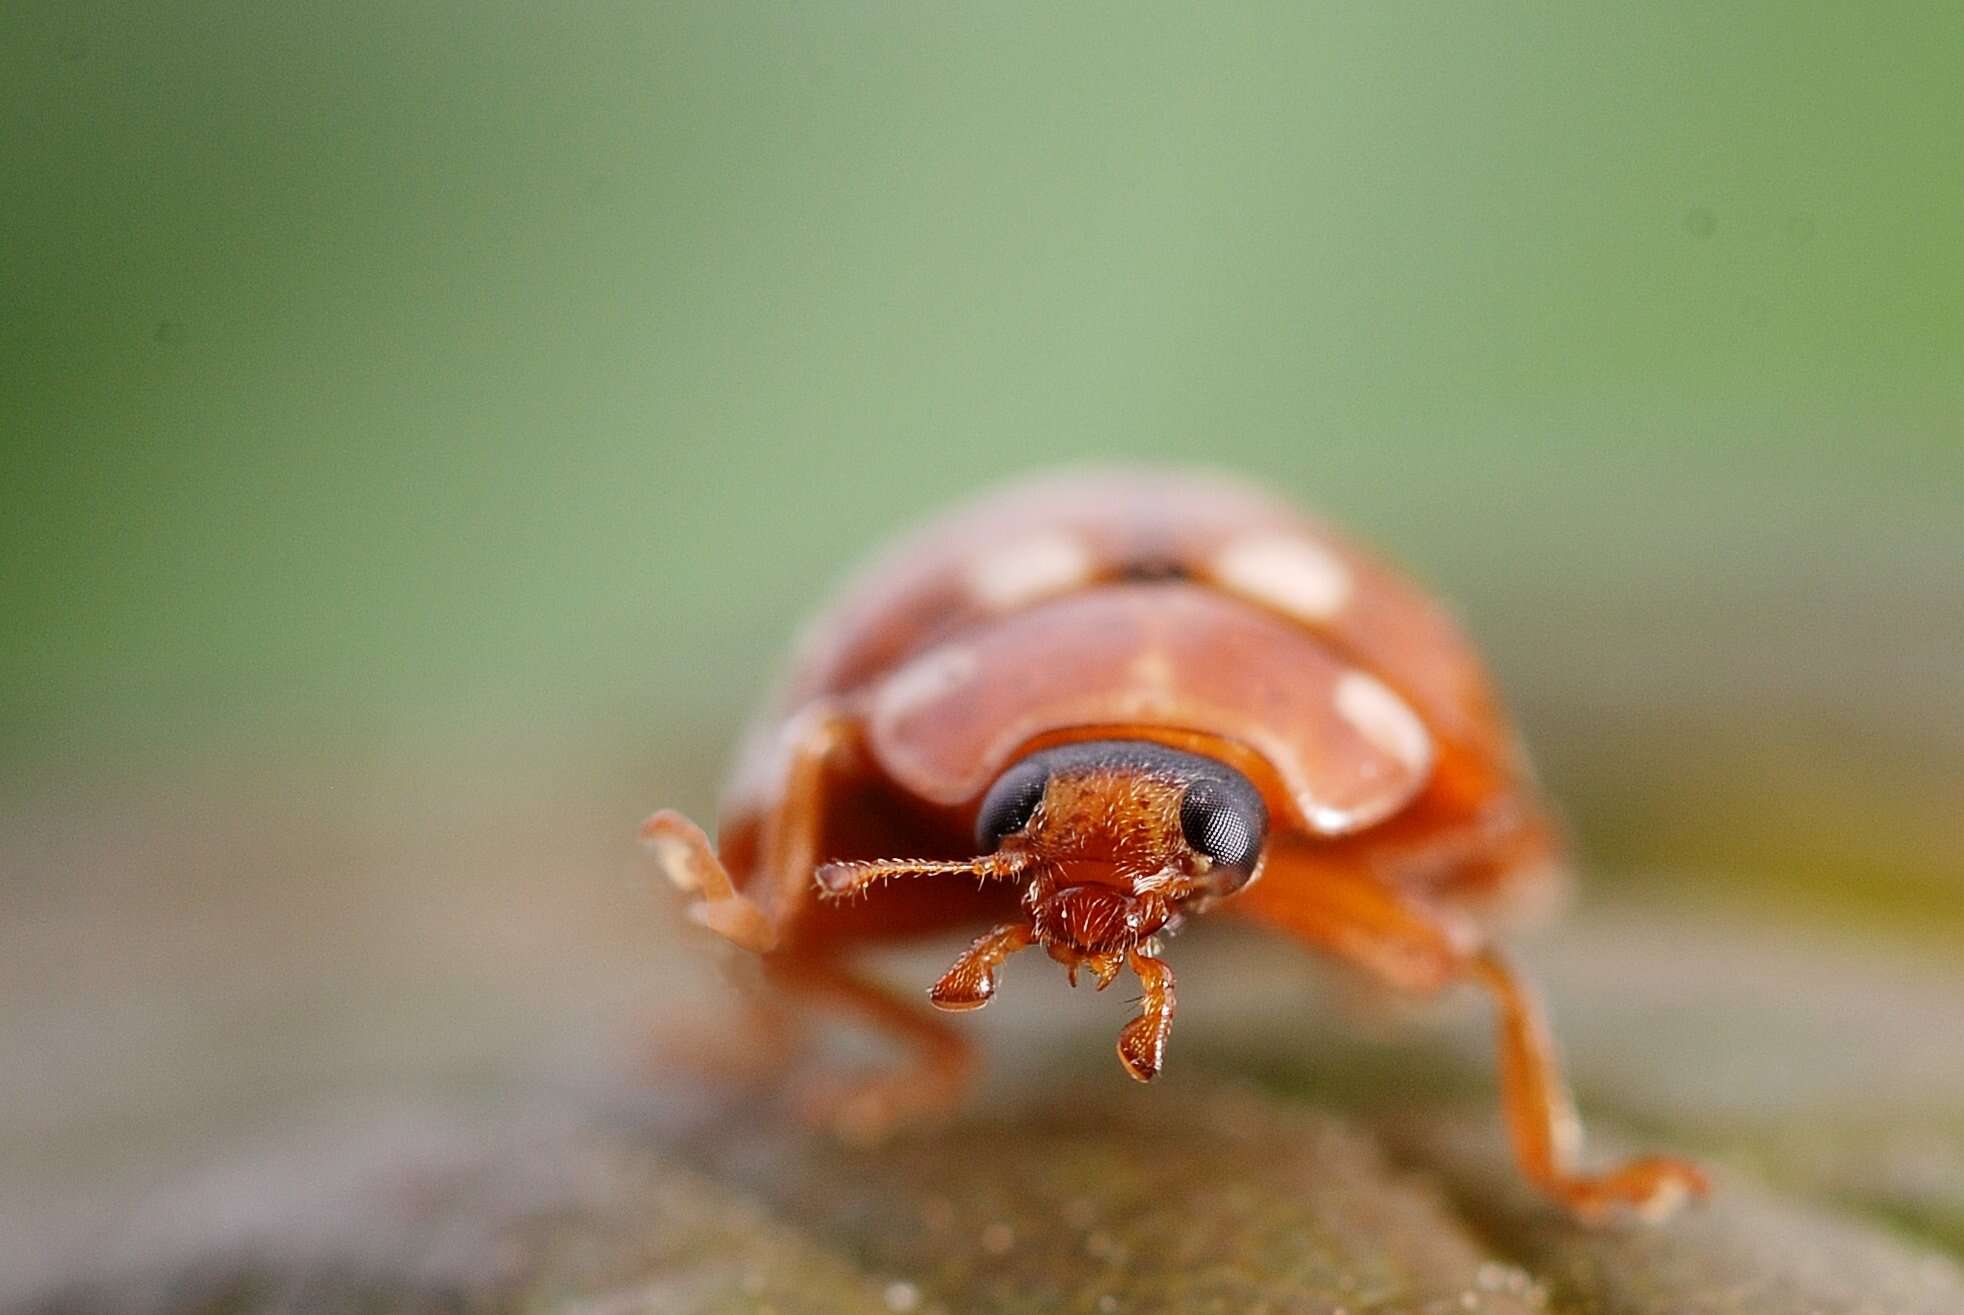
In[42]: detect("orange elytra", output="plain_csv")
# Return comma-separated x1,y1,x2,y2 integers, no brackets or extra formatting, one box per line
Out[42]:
644,466,1707,1222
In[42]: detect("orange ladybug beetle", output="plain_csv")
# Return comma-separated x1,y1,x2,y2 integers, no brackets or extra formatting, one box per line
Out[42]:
644,467,1707,1222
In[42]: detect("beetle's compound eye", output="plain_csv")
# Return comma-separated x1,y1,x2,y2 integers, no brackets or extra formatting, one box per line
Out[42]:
975,758,1050,851
1180,773,1268,876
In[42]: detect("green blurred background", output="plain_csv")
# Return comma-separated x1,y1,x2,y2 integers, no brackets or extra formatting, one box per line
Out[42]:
7,3,1960,775
2,1,1961,1297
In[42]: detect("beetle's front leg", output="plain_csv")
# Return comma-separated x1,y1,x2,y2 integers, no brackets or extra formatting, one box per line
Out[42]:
929,921,1037,1011
646,704,862,954
1115,947,1177,1081
768,952,975,1146
757,703,863,911
641,810,776,953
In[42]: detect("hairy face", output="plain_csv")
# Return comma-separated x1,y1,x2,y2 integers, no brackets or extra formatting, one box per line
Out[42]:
972,739,1270,956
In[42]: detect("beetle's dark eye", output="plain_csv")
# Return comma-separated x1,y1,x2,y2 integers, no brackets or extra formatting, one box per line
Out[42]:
1180,776,1267,873
975,759,1049,850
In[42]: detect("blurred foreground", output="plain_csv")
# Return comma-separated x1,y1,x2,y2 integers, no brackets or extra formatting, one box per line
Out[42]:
5,723,1962,1311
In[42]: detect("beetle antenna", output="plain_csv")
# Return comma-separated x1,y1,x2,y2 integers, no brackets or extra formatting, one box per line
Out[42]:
815,850,1031,900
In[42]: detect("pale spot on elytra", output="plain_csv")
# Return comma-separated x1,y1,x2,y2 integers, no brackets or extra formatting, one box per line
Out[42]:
873,644,980,727
1333,670,1432,774
966,531,1093,611
1214,533,1352,623
1124,647,1178,692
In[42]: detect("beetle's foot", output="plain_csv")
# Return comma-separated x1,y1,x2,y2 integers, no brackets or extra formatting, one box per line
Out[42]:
928,963,998,1011
1551,1155,1711,1224
929,921,1036,1012
1115,1010,1171,1082
1115,948,1177,1082
796,1063,969,1147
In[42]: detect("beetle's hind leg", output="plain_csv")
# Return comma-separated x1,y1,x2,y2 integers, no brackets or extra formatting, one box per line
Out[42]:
641,810,776,954
769,952,975,1146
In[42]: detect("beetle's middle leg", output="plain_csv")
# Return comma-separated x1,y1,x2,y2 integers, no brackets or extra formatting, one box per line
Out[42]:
1234,850,1707,1222
1467,947,1709,1222
768,951,975,1145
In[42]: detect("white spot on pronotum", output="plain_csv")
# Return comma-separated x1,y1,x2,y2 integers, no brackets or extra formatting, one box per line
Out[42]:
1214,533,1353,622
1333,670,1432,773
883,1280,922,1312
966,531,1093,610
874,644,980,725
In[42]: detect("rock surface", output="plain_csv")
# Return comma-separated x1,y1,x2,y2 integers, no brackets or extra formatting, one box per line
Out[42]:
22,1059,1964,1315
7,768,1960,1314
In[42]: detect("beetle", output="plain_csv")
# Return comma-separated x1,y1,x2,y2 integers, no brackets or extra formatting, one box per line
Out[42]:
643,467,1707,1222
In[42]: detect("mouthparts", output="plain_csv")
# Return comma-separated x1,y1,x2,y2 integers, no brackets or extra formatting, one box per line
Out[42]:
1027,882,1165,954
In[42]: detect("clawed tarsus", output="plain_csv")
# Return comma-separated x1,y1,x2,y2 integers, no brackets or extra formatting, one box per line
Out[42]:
928,921,1037,1011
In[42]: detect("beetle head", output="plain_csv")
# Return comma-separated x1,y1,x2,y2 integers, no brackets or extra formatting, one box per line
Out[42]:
970,739,1268,956
814,740,1267,929
813,739,1269,1042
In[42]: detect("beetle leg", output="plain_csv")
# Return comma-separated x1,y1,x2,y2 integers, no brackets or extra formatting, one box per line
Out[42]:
767,952,974,1145
641,809,776,954
1469,948,1710,1223
1232,855,1707,1222
929,921,1037,1011
1115,948,1177,1081
757,704,864,913
641,988,803,1089
1232,852,1474,994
